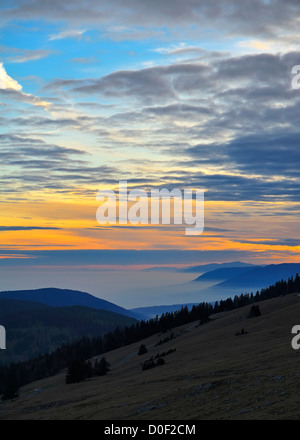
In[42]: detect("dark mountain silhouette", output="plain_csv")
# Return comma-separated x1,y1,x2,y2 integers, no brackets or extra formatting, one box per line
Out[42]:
0,288,140,319
0,298,137,364
181,261,256,273
215,263,300,289
193,266,260,282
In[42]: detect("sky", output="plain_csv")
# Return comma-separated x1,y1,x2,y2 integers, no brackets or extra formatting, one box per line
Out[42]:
1,1,300,305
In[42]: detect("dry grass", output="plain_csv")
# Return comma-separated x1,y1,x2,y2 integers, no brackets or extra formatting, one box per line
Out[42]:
1,293,300,420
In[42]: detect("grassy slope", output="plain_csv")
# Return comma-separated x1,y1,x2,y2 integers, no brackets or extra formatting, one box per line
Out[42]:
1,293,300,420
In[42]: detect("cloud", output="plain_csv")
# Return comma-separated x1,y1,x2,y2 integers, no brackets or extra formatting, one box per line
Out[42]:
0,249,259,266
0,131,119,194
1,3,300,208
0,226,61,231
8,49,53,63
0,62,52,110
235,238,300,247
49,51,298,106
0,86,52,111
69,57,98,64
153,43,206,56
39,49,300,202
0,62,22,91
1,0,300,44
53,63,211,105
49,29,86,41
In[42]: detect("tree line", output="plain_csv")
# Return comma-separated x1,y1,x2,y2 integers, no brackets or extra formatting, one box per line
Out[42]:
1,273,299,400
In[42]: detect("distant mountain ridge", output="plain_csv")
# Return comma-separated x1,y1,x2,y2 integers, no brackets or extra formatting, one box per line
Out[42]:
181,261,256,273
0,287,140,319
194,266,261,282
213,263,300,289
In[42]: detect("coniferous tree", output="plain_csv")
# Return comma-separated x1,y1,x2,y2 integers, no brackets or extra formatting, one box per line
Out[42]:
65,360,89,384
138,344,148,355
156,357,165,367
142,358,156,371
1,377,19,401
248,305,261,318
94,357,110,376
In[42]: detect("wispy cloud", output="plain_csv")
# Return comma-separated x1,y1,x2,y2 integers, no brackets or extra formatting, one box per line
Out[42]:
153,43,205,56
49,29,86,41
69,57,98,64
8,49,53,64
0,226,61,231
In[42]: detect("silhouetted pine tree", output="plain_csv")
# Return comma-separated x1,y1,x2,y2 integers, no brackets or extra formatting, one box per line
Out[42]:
156,357,165,367
142,358,156,371
248,305,261,318
138,344,148,355
94,357,110,376
65,360,90,384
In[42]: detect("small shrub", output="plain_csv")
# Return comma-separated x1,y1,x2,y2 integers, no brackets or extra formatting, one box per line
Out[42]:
142,358,156,371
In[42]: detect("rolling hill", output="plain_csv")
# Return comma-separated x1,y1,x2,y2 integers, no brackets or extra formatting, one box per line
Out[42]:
1,291,299,420
0,288,140,319
215,263,300,289
0,298,137,364
193,266,260,282
181,261,256,273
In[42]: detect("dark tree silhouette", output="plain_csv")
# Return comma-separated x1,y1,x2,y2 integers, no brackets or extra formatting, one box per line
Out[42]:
248,305,261,318
156,358,165,367
1,380,19,401
138,344,148,355
65,360,90,384
94,357,110,376
142,358,156,371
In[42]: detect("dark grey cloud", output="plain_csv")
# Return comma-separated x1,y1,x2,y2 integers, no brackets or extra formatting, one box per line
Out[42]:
0,249,259,267
71,68,179,103
2,0,300,40
225,133,300,177
45,63,211,104
0,226,61,231
149,165,300,202
10,116,82,128
143,103,213,118
187,131,300,179
0,89,51,108
45,52,300,112
236,238,300,247
0,133,44,144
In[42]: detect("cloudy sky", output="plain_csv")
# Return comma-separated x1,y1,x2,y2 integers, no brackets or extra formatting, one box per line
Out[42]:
1,1,300,301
